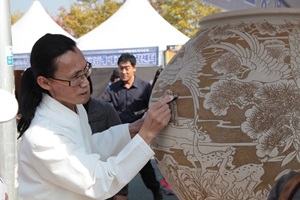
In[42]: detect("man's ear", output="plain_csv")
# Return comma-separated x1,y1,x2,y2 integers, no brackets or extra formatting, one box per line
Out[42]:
37,76,51,91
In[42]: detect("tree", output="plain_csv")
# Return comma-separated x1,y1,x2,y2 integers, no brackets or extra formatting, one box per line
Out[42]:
11,12,23,24
10,0,221,39
204,79,300,167
56,0,122,38
150,0,221,37
56,0,220,38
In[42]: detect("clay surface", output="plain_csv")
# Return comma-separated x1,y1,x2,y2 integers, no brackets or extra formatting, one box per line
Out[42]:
150,8,300,200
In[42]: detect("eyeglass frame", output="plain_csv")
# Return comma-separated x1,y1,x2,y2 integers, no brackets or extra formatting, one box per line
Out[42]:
49,62,92,87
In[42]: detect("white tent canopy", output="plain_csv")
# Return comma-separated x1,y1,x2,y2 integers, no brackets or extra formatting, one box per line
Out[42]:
12,0,75,54
77,0,189,51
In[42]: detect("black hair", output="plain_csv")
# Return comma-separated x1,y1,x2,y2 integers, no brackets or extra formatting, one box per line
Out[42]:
110,69,120,82
17,33,76,138
117,53,136,67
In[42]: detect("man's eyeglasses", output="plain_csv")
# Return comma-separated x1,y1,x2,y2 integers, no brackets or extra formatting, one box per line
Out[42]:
50,62,92,87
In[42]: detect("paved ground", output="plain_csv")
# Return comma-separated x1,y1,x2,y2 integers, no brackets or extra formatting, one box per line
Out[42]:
127,159,179,200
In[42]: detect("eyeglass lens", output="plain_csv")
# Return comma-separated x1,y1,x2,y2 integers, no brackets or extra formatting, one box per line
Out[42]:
71,62,92,86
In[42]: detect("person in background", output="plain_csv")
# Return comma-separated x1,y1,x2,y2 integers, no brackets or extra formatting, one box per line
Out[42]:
110,69,121,84
101,53,163,200
0,88,19,200
83,76,128,200
106,69,121,90
151,68,174,195
17,34,173,200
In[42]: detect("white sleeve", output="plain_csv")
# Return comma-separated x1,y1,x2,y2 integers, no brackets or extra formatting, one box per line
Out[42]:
91,124,132,160
20,125,154,199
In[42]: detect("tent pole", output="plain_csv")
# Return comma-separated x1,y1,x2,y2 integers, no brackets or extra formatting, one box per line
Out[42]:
0,0,18,199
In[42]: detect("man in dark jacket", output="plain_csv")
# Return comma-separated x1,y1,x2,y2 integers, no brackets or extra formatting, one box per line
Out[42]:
84,77,128,200
102,53,163,200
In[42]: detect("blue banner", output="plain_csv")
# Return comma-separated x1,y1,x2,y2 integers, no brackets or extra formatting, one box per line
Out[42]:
13,53,30,70
13,46,159,70
83,46,159,68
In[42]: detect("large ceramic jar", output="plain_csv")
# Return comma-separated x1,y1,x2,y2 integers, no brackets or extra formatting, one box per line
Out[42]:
150,8,300,200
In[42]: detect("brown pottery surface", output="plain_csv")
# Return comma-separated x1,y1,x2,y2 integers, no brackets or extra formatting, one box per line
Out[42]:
150,8,300,200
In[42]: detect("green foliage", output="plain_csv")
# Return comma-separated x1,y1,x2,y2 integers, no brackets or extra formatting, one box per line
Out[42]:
150,0,221,37
57,0,221,38
57,0,122,38
11,0,220,39
11,12,23,24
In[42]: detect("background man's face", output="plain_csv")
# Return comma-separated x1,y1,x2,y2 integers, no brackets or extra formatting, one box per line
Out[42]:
119,61,136,83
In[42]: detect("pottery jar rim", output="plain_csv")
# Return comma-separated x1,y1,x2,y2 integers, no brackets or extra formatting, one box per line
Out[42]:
199,8,300,25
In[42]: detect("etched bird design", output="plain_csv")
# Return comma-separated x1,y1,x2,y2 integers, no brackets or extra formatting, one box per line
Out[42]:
206,29,291,83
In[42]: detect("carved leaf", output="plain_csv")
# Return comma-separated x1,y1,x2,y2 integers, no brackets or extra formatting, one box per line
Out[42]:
282,151,297,166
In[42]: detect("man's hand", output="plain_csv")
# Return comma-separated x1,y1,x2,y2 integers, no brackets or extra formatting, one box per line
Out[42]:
138,95,173,144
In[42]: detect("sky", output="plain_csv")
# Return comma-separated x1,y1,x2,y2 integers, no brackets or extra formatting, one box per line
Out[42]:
10,0,77,16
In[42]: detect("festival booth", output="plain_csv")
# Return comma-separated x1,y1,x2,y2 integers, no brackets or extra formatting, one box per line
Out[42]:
77,0,189,98
12,0,76,65
11,0,76,96
11,0,189,99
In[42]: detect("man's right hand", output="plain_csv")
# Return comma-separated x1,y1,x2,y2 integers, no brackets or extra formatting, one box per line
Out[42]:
138,95,173,144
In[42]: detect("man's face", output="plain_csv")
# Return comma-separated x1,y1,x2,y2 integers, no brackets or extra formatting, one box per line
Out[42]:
118,61,136,83
46,47,90,111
